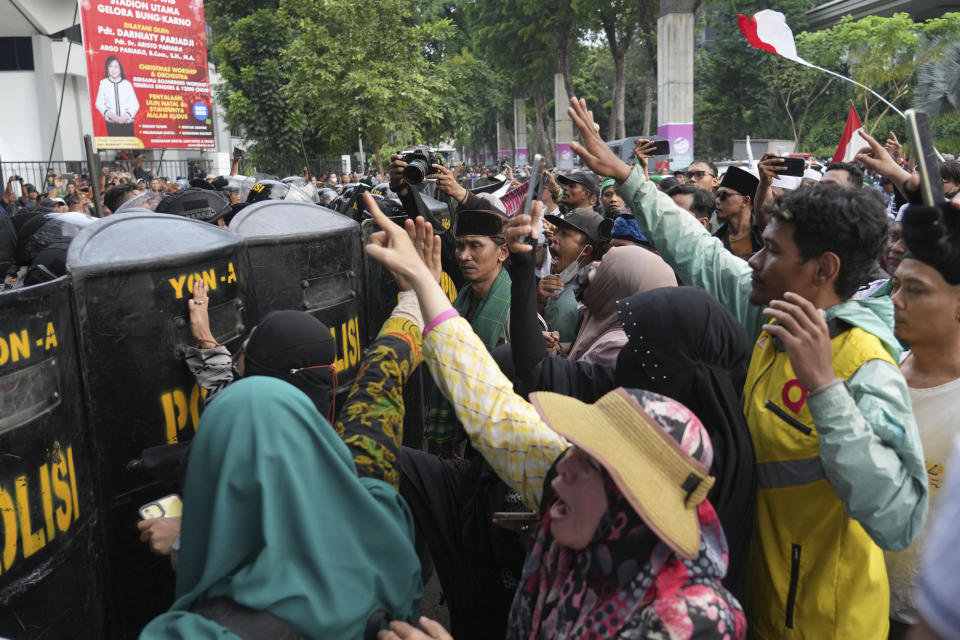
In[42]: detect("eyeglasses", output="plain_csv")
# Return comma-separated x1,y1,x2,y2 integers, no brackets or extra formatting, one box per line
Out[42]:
715,190,741,202
685,170,715,180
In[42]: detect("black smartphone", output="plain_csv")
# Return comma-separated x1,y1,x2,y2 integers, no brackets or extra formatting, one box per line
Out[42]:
776,157,806,177
651,140,670,156
522,154,544,216
905,109,944,206
516,154,544,244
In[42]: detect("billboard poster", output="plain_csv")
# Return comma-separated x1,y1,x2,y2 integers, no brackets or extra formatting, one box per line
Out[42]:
79,0,215,150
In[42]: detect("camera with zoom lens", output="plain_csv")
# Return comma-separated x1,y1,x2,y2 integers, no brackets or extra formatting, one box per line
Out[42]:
400,146,443,185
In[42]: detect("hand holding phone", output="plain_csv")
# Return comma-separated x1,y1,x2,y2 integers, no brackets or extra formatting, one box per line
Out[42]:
776,157,805,177
632,139,664,173
517,154,545,243
650,139,670,156
139,494,183,520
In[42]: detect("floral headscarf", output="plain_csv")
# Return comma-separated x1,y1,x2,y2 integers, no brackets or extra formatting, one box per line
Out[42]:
506,390,747,640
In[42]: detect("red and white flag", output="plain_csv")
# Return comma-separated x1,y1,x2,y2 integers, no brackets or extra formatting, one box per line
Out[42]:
833,104,870,163
737,10,809,65
737,9,905,117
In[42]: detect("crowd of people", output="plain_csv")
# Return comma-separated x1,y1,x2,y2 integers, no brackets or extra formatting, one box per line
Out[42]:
3,92,960,640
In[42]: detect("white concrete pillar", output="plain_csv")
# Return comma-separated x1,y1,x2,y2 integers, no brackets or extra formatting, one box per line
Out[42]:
514,97,528,166
657,0,695,168
497,120,513,166
554,73,574,170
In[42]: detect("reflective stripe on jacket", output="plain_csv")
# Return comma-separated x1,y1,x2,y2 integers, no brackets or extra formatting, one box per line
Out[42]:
744,322,896,639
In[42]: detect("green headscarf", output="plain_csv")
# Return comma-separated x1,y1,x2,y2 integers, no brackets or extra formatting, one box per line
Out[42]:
140,377,422,639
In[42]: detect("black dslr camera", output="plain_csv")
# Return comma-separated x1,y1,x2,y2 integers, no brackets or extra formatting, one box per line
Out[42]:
400,145,444,185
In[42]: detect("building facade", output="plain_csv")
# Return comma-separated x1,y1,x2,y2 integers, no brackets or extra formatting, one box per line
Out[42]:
0,0,238,184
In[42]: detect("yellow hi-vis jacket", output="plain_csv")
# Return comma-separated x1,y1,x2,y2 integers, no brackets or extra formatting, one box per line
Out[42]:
612,163,928,637
744,323,895,639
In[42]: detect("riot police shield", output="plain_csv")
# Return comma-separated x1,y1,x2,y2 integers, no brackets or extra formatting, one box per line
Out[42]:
0,277,104,638
229,200,366,390
359,215,461,450
66,211,250,637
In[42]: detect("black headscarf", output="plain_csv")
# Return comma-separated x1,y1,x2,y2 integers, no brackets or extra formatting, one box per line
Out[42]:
614,286,756,598
244,310,337,419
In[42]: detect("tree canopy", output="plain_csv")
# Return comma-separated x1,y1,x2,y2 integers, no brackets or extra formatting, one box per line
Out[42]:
204,0,960,170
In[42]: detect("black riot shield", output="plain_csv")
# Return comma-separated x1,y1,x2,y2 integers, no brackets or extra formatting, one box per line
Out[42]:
359,216,462,450
229,201,366,392
66,211,250,637
0,277,104,639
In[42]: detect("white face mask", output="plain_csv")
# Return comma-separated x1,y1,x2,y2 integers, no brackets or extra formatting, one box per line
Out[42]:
557,246,588,284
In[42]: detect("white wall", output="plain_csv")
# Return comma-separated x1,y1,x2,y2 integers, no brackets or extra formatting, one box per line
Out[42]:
0,71,46,163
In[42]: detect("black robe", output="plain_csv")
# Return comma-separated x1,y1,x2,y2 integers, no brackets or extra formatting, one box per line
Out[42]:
506,249,756,599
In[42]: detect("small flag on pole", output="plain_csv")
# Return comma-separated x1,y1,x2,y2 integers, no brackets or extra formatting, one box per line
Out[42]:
737,10,807,64
833,104,870,164
737,10,904,117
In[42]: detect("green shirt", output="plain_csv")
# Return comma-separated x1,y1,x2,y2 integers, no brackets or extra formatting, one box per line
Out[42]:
543,282,579,343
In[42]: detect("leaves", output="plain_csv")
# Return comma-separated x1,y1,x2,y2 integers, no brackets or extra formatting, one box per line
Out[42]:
696,5,960,158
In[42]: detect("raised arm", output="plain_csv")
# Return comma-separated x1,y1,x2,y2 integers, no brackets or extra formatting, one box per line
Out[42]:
364,193,568,509
503,211,548,394
504,210,616,401
184,279,234,401
335,304,423,490
754,153,786,230
566,96,765,339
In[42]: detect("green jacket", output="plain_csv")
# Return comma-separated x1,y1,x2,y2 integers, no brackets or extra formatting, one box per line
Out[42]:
616,163,927,552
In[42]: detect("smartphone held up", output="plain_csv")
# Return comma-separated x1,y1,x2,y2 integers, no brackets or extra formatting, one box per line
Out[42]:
905,109,944,206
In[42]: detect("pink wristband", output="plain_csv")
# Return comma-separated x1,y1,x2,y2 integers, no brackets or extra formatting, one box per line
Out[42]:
423,308,460,337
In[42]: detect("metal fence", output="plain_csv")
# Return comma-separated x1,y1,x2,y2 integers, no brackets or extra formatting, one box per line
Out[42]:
1,158,213,191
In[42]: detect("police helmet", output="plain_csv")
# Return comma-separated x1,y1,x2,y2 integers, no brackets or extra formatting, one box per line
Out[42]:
238,173,277,202
115,190,165,214
282,176,320,203
357,192,406,220
317,188,337,207
14,211,97,271
245,179,314,204
156,187,233,225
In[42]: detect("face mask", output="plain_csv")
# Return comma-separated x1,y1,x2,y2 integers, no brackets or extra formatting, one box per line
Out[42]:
573,264,593,302
557,246,588,284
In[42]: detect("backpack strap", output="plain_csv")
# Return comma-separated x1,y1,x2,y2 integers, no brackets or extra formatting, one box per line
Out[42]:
190,596,308,640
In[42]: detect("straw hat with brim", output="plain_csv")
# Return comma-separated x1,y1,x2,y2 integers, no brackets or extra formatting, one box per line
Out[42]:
529,387,715,559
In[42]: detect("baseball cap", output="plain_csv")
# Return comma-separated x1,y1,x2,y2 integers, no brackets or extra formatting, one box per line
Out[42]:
556,171,600,195
545,207,604,248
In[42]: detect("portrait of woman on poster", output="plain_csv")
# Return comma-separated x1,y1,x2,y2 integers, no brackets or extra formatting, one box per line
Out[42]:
95,55,139,137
